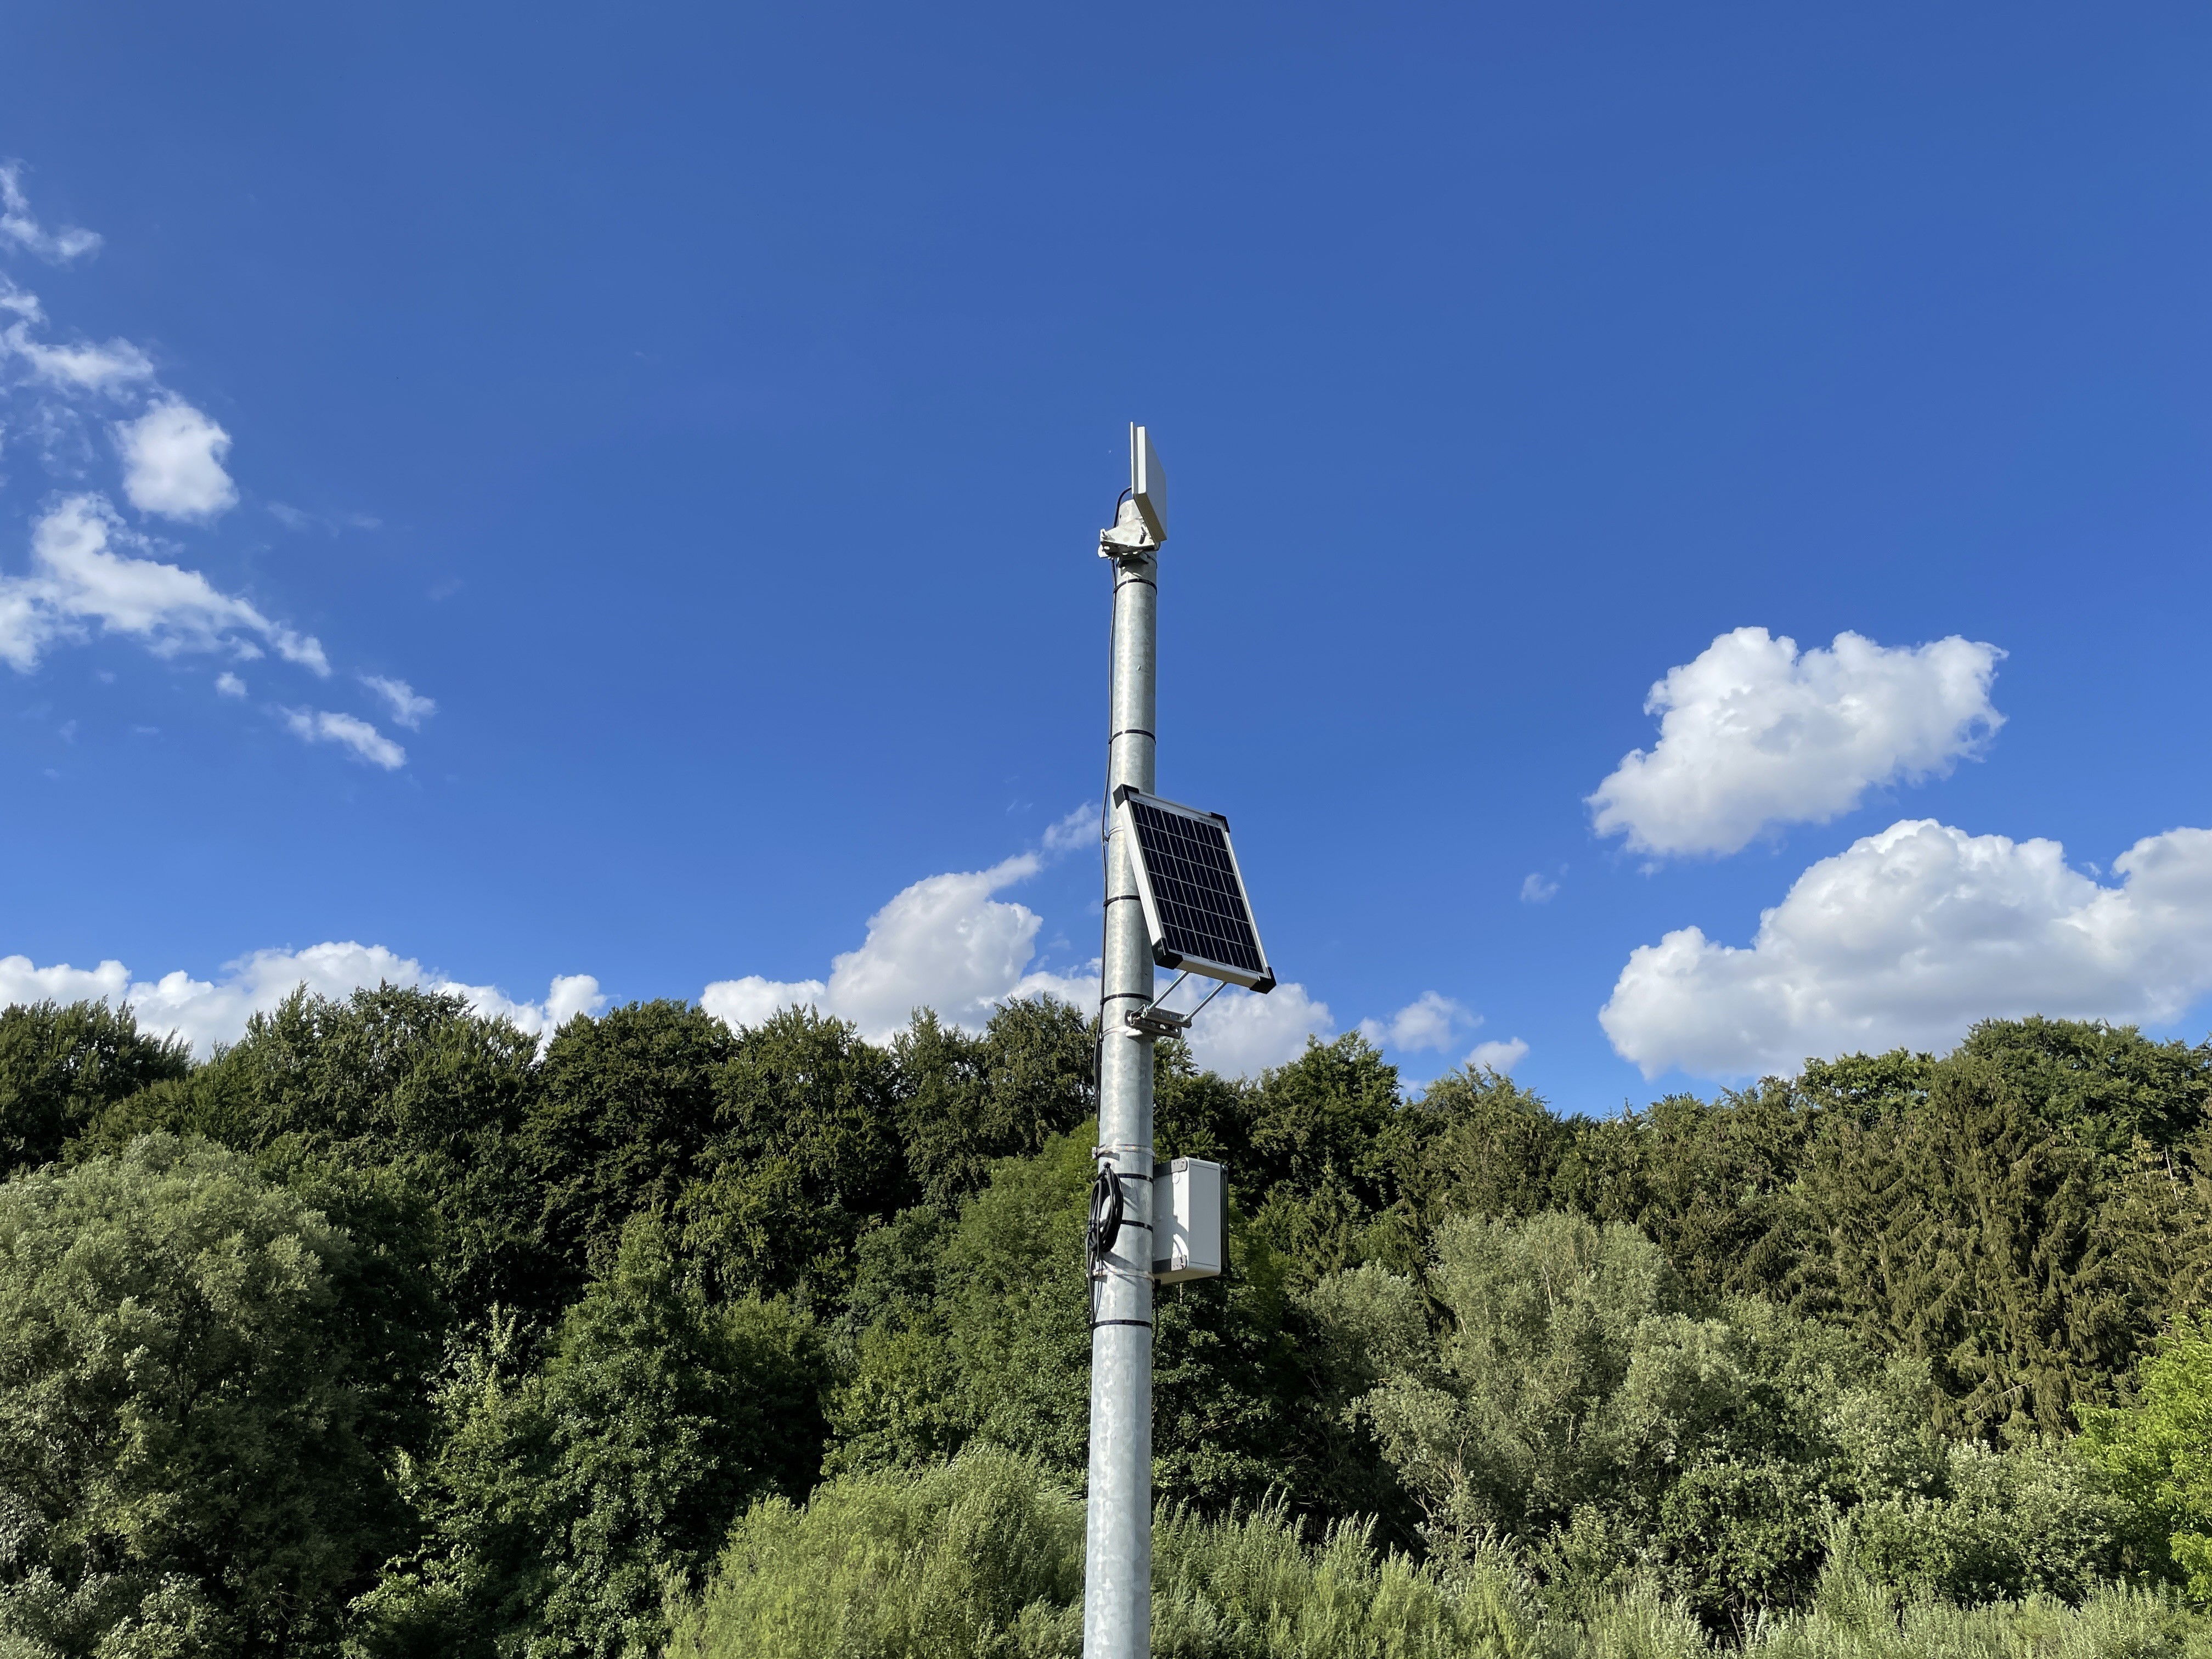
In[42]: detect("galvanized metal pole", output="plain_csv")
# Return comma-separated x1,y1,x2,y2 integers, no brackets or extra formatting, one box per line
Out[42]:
1085,508,1156,1659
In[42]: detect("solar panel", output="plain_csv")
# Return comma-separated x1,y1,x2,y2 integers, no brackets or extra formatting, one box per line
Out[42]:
1114,786,1276,992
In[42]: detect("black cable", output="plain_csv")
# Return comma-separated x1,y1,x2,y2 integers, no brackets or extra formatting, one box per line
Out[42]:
1086,1157,1126,1282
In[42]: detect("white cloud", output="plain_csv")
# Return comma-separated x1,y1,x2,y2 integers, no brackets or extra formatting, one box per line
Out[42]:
282,707,405,770
1520,872,1559,904
456,971,607,1036
1358,990,1472,1053
215,671,245,697
819,854,1048,1037
704,853,1099,1042
0,164,101,263
115,400,238,520
1467,1037,1530,1074
0,495,328,674
360,674,435,729
1588,628,2004,858
1041,803,1097,855
698,974,831,1031
0,942,601,1055
1601,817,2212,1079
698,836,1326,1076
1186,982,1335,1076
4,324,153,393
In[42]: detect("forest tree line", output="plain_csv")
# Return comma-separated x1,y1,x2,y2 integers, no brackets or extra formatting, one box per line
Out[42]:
3,989,2212,1656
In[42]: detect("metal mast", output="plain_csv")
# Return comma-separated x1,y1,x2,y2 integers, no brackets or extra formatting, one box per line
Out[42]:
1085,431,1163,1659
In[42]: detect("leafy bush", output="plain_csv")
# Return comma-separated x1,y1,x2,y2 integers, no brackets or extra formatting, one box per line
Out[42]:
1842,1439,2136,1604
0,1135,397,1657
2081,1309,2212,1600
1347,1212,1948,1622
664,1447,1085,1659
356,1214,827,1659
668,1453,2210,1658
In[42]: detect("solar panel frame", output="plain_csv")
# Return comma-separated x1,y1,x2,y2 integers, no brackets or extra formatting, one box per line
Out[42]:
1113,786,1277,994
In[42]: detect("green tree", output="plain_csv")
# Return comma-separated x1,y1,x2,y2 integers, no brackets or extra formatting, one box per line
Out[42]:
0,1135,398,1657
524,1000,738,1302
891,1000,1093,1215
2081,1308,2212,1599
359,1214,827,1659
0,1000,190,1174
1355,1211,1942,1622
681,1008,907,1301
82,986,550,1326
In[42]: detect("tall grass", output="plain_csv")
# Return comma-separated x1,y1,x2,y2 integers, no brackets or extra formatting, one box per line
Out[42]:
664,1449,2212,1659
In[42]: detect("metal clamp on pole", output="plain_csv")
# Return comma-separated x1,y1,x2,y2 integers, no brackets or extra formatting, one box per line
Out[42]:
1121,970,1228,1040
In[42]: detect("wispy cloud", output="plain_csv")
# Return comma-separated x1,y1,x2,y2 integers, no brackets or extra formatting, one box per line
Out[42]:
282,707,405,769
0,163,101,264
360,673,435,729
1041,802,1095,855
0,495,327,675
4,325,151,393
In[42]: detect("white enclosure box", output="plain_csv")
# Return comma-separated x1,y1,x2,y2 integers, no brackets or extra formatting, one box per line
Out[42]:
1152,1158,1226,1283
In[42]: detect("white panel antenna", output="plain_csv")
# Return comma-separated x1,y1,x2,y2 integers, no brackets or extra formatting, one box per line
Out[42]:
1131,422,1167,543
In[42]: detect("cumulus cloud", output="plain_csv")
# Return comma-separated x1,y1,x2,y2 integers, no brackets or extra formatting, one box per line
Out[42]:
282,707,405,770
1467,1037,1530,1074
1601,817,2212,1079
697,838,1327,1076
1521,872,1560,904
115,400,238,520
1588,628,2004,858
1359,990,1473,1053
215,671,245,697
360,674,435,729
0,942,602,1055
1185,982,1335,1076
0,163,101,263
0,495,328,674
704,854,1067,1041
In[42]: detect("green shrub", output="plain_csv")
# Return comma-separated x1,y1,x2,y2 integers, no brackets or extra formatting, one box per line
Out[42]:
659,1452,2212,1659
665,1447,1084,1659
0,1135,397,1657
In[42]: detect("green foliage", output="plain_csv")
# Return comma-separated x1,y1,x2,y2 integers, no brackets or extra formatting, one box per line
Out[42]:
525,1000,737,1303
1356,1212,1954,1622
8,995,2212,1655
358,1214,827,1659
0,1136,396,1657
679,1008,907,1301
892,1001,1094,1215
2082,1310,2212,1601
1844,1440,2137,1605
664,1448,1085,1659
0,1000,189,1174
80,986,550,1325
667,1453,2212,1659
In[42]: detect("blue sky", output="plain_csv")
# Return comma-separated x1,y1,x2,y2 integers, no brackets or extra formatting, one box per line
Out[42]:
3,2,2211,1112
